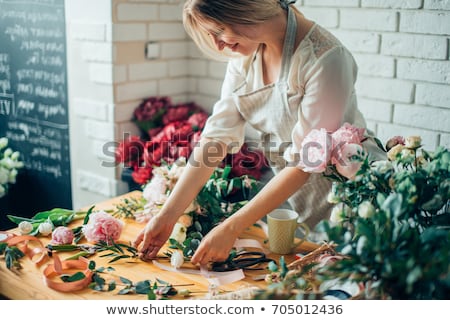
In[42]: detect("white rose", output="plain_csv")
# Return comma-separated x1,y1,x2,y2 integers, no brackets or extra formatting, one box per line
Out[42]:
18,221,33,235
169,222,187,244
404,136,421,149
38,222,53,236
358,201,376,219
330,204,351,224
170,250,184,269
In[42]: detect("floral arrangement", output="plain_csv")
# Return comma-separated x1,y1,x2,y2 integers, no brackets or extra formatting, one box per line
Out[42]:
257,123,450,300
0,137,24,198
115,157,262,259
115,96,268,185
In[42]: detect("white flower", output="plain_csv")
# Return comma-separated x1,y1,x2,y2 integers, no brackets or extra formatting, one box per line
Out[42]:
0,137,8,149
169,222,187,244
358,201,376,219
371,160,393,175
38,222,53,236
404,136,421,149
18,221,33,235
8,169,17,184
326,190,340,204
330,204,351,224
0,167,8,184
170,250,184,269
0,184,5,198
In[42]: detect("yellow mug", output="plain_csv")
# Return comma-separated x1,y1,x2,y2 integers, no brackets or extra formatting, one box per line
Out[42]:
267,209,309,255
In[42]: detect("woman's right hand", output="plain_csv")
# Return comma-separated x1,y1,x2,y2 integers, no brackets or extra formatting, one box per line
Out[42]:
133,213,176,260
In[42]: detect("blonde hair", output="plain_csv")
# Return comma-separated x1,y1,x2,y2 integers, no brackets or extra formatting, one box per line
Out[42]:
183,0,289,60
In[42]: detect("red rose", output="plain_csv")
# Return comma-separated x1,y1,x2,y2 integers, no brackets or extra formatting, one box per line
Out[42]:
132,166,153,185
134,96,171,122
115,135,144,167
224,143,268,179
187,112,209,130
162,105,191,125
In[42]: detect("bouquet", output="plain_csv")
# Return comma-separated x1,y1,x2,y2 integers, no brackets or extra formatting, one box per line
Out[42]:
0,137,24,198
115,157,262,259
258,123,450,300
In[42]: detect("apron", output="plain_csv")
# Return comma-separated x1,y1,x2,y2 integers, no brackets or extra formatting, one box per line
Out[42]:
233,7,333,229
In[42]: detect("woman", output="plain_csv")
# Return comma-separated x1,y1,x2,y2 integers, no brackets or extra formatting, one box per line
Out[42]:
134,0,378,265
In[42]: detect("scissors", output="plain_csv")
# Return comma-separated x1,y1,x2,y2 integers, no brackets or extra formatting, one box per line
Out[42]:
211,251,275,272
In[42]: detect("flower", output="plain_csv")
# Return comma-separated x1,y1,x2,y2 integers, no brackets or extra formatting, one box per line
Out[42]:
169,222,187,244
298,128,331,173
404,136,421,149
170,250,184,269
0,137,24,198
116,96,268,186
51,226,74,245
82,211,124,244
385,135,405,151
387,144,404,161
357,201,375,219
18,221,33,235
333,143,366,180
38,222,53,236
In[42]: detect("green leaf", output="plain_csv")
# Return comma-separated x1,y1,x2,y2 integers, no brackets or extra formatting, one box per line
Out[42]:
60,272,86,283
135,280,152,294
120,276,133,285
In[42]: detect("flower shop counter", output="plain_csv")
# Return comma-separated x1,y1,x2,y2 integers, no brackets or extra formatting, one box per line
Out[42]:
0,191,319,300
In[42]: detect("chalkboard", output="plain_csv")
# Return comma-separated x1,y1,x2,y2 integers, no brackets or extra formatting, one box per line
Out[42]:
0,0,71,229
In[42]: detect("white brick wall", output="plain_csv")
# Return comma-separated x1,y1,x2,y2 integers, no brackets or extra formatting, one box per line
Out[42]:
292,1,450,150
65,0,450,209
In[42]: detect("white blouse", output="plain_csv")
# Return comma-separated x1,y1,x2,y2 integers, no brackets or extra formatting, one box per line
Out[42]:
201,23,369,159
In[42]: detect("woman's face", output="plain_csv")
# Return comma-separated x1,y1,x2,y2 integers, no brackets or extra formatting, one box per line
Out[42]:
200,20,261,56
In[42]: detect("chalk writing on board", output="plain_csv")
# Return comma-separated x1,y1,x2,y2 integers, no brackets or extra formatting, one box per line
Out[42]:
0,0,71,222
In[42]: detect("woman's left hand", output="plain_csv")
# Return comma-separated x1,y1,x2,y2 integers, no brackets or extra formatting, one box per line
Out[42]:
190,223,237,265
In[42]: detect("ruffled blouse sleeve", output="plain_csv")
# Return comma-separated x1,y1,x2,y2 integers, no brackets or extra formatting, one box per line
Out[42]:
200,59,247,153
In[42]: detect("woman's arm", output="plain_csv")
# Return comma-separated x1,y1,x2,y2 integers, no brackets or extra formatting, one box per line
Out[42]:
133,138,228,259
191,166,310,264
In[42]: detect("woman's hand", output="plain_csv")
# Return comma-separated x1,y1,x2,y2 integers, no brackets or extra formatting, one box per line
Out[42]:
190,222,238,265
133,214,176,260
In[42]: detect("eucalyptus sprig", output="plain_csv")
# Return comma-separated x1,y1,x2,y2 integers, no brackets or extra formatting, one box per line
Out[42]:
0,242,25,270
47,239,138,264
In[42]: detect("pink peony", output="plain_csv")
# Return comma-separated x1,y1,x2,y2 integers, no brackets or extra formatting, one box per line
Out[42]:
82,211,124,244
298,128,332,173
51,226,74,245
331,122,365,146
334,143,365,180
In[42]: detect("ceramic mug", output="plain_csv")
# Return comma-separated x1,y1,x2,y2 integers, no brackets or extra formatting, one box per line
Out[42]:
267,209,309,255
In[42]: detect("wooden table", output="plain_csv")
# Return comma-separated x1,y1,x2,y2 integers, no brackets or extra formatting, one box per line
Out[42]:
0,191,318,300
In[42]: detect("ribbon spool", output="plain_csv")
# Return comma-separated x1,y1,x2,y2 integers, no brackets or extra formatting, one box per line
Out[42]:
6,235,48,265
43,255,94,292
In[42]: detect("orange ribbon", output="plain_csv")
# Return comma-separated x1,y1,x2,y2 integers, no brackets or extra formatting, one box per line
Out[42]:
43,255,94,292
6,234,48,265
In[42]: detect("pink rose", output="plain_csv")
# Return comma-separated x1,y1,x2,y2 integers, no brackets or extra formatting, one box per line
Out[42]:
385,136,405,151
334,143,365,180
82,211,124,244
298,128,332,173
51,226,74,245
